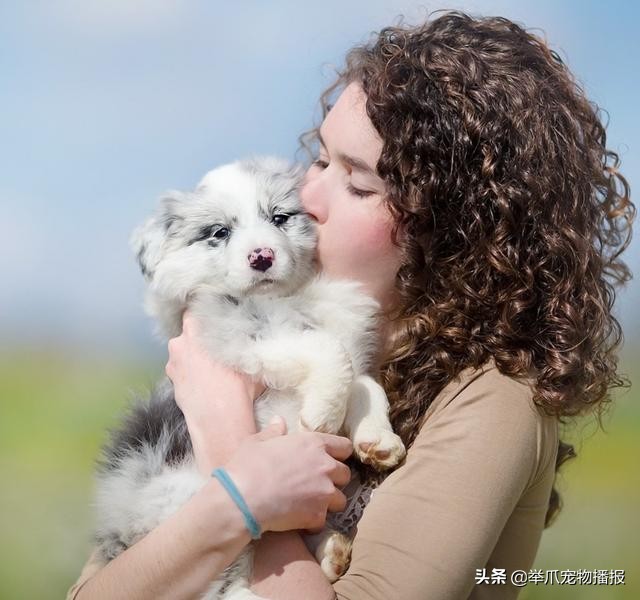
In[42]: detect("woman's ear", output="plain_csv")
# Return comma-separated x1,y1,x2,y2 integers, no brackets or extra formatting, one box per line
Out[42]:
130,191,187,281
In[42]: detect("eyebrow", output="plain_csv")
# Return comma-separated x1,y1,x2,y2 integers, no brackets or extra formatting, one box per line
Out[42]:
317,128,379,177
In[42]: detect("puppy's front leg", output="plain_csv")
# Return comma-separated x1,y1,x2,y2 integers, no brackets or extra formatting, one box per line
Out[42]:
295,333,354,434
344,375,406,471
239,333,353,434
238,337,310,391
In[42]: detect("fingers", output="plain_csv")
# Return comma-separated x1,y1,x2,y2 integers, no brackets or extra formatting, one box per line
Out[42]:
165,336,182,381
181,309,197,335
254,417,287,440
306,508,329,533
304,521,326,535
167,334,182,358
316,433,353,461
327,488,347,513
329,460,352,488
269,415,288,432
166,331,185,368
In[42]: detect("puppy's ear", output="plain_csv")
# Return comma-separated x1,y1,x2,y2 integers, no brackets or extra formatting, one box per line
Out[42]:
130,191,186,281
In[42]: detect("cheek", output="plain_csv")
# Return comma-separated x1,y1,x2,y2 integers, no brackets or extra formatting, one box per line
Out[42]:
371,216,395,247
331,207,398,269
355,211,397,259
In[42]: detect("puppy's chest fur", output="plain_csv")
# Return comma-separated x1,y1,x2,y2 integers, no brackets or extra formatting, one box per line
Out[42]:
192,276,379,379
218,293,319,343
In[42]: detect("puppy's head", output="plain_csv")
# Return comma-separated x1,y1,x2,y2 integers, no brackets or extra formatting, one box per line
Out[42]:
131,156,317,312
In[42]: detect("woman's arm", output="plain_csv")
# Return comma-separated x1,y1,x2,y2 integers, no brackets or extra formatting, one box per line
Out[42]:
165,312,265,474
74,477,251,600
251,531,336,600
251,366,547,600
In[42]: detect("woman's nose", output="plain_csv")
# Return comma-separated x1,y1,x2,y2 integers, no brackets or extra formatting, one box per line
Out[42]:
300,170,327,223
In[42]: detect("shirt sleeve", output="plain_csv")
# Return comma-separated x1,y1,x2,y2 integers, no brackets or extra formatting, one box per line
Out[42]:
66,547,105,600
333,369,540,600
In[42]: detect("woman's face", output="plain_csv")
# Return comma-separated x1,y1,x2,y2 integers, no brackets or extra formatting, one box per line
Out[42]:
300,82,403,311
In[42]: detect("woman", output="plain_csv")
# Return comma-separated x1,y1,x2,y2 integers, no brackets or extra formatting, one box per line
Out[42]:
68,10,635,600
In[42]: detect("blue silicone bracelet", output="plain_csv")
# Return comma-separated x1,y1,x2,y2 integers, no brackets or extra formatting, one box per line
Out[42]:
211,467,262,540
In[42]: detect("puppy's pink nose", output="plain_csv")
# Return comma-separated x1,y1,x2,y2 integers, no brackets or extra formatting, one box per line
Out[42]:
248,247,274,272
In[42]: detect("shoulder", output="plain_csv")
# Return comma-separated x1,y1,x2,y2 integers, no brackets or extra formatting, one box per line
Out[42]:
417,356,558,490
423,358,542,425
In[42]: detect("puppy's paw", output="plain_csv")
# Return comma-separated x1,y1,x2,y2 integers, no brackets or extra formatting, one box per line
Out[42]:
353,428,406,471
315,530,353,583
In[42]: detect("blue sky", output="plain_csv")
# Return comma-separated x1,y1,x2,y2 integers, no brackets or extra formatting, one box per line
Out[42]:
1,0,638,357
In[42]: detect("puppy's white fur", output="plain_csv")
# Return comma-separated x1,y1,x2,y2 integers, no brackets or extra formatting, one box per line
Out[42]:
92,156,405,599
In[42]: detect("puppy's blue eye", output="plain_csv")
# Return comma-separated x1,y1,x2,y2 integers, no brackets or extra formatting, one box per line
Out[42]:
213,227,229,239
272,214,290,227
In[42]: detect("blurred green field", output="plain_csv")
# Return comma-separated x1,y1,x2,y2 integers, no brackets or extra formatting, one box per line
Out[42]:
0,348,637,599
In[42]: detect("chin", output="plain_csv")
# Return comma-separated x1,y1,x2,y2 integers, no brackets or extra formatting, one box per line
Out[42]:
245,277,278,295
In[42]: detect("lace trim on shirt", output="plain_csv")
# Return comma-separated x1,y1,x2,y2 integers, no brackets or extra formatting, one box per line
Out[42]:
326,465,383,536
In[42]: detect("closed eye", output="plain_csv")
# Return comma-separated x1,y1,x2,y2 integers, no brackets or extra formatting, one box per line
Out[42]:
346,183,374,198
312,158,329,169
311,159,375,198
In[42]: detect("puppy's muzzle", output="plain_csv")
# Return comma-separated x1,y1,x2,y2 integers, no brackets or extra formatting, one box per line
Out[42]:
248,247,274,272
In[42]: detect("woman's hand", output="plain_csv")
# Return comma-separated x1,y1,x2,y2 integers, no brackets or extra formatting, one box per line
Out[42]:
165,310,266,474
224,419,353,533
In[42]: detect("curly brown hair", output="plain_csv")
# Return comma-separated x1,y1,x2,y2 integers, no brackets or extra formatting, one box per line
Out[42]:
297,10,635,527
